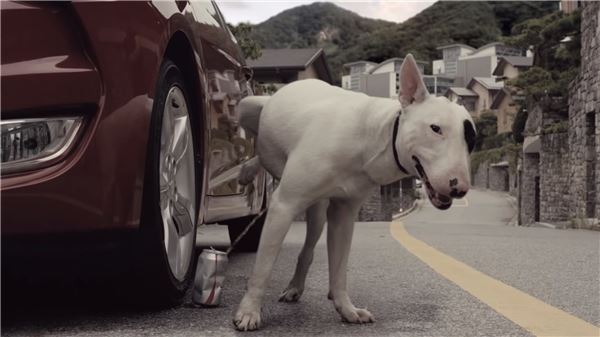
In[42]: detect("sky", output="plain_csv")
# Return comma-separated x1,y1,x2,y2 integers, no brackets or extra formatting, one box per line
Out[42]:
218,1,436,25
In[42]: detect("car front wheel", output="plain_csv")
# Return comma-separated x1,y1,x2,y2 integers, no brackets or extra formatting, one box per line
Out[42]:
136,59,199,306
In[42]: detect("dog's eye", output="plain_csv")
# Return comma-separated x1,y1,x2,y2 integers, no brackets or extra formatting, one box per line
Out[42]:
430,124,442,135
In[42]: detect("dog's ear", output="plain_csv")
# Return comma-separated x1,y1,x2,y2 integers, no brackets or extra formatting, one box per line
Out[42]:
398,54,429,108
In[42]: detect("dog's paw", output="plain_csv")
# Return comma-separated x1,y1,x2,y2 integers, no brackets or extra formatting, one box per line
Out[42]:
339,307,375,324
233,309,262,331
279,286,303,302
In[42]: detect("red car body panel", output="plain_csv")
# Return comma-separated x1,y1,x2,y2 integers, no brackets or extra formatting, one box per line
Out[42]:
1,1,264,236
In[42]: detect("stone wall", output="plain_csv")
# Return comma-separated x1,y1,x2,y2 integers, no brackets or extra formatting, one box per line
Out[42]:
358,187,385,221
489,166,509,191
520,153,539,225
357,178,416,221
358,181,401,221
539,132,570,222
508,167,518,197
473,162,489,188
400,178,417,212
568,1,600,222
472,159,515,193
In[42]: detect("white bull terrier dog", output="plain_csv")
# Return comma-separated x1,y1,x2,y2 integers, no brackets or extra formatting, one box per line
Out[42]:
233,54,476,331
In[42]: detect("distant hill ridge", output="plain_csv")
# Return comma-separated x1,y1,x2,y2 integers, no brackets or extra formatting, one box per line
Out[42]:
246,1,558,83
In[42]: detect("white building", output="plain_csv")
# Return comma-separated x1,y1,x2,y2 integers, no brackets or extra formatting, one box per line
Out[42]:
433,43,475,76
434,42,524,86
342,57,453,98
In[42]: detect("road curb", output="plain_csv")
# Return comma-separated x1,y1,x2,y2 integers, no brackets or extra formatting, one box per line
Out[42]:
392,198,422,220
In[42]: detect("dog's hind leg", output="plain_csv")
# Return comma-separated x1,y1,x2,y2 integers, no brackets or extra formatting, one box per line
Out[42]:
327,198,375,324
279,199,329,302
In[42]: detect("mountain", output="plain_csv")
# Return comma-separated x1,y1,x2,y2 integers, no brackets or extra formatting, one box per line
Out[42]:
246,1,558,83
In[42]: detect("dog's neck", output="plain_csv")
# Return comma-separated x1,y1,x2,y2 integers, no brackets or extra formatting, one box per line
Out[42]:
361,99,415,185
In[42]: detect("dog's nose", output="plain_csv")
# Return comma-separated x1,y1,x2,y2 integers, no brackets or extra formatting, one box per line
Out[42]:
449,178,469,198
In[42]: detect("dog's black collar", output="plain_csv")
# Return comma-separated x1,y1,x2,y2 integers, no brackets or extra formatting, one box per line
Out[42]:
392,115,409,175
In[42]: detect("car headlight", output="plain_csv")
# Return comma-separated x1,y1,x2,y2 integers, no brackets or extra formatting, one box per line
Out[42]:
1,117,83,175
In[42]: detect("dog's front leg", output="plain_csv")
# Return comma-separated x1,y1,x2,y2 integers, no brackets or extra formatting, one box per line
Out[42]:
234,188,298,331
327,199,375,324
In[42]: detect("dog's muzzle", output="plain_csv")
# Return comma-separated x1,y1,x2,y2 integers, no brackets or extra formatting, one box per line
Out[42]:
412,156,452,210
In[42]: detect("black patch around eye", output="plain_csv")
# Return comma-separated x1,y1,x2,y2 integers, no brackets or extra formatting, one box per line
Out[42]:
463,120,476,153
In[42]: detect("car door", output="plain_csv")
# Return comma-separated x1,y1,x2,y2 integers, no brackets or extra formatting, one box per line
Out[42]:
188,1,264,222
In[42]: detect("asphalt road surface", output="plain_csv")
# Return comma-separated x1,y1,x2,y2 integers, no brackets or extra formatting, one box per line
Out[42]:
3,189,599,336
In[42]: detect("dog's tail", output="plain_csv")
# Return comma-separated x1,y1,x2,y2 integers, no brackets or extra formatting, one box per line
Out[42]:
238,96,269,185
239,96,269,136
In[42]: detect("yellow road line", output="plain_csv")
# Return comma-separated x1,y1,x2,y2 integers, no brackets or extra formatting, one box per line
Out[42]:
390,221,600,337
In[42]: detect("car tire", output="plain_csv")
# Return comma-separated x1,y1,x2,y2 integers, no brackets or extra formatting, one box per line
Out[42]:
135,59,200,307
227,211,266,253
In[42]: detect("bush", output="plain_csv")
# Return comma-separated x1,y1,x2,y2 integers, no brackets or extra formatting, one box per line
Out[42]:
470,143,522,175
481,132,513,151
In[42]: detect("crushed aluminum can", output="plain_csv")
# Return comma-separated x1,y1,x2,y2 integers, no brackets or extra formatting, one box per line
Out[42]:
192,248,228,307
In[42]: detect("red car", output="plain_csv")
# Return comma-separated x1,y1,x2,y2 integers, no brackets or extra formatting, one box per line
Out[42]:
1,1,268,305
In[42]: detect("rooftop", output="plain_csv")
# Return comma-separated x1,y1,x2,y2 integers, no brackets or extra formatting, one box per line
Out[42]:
468,77,504,90
369,57,428,74
473,42,505,52
446,87,478,97
501,56,534,67
493,56,534,75
436,43,476,51
343,60,378,68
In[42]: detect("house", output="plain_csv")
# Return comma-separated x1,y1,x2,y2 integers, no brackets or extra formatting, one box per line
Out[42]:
490,56,532,133
457,43,524,86
493,56,534,80
446,77,503,118
342,57,453,97
342,61,378,91
433,43,475,77
434,42,525,86
446,87,478,113
560,0,581,13
466,77,504,118
423,75,456,96
247,48,333,94
490,88,519,133
342,57,427,98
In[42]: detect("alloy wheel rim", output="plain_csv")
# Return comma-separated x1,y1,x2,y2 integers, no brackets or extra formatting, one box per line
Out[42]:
159,86,196,282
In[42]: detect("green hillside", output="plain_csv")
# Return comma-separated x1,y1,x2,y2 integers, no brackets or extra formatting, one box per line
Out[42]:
245,1,558,83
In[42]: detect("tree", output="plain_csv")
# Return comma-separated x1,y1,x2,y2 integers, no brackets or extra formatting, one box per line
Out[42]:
490,1,558,36
503,9,581,116
229,23,262,60
503,10,580,70
474,112,498,151
512,105,527,143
